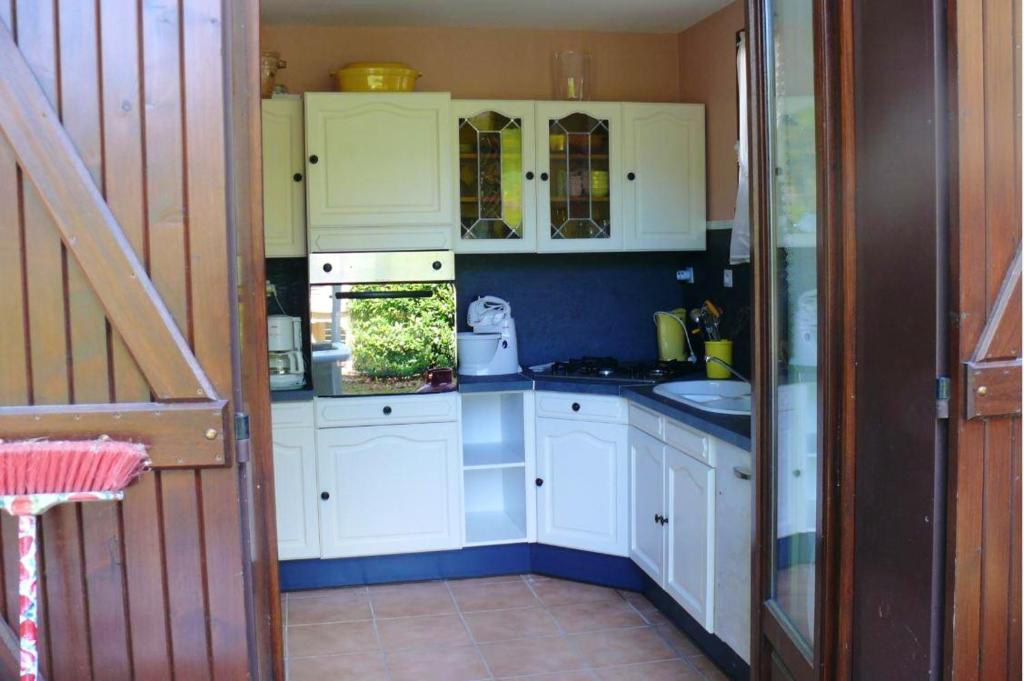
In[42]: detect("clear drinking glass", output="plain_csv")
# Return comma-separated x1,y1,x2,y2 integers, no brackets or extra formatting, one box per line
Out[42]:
553,51,590,101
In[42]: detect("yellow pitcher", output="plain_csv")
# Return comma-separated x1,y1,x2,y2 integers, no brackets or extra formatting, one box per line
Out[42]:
654,309,690,362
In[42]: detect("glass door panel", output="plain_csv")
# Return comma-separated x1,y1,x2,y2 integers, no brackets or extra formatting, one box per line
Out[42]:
548,112,611,240
458,111,524,241
766,0,818,651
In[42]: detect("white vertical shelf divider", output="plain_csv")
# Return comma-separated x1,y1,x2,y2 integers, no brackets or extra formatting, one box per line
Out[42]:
460,390,535,545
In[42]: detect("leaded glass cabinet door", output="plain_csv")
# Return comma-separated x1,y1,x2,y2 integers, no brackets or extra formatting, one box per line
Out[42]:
536,102,623,252
453,101,537,253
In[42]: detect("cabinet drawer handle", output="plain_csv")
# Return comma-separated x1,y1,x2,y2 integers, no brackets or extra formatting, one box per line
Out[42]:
293,172,303,182
571,402,581,412
309,154,319,164
627,171,636,181
733,466,752,480
382,406,392,415
535,478,544,487
320,491,330,501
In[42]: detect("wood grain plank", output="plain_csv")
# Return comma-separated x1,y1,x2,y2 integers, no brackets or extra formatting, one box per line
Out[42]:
182,2,251,678
0,23,216,402
980,418,1013,680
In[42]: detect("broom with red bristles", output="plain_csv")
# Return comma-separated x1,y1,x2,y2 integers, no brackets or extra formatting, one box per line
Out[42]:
0,437,149,681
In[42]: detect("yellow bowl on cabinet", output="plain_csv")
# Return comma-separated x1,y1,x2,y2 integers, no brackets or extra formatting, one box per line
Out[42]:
330,62,421,92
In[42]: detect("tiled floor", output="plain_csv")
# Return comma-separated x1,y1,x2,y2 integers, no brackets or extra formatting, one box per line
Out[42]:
284,574,730,681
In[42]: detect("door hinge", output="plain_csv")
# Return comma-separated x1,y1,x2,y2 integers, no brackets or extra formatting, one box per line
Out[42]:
235,412,251,463
936,377,950,419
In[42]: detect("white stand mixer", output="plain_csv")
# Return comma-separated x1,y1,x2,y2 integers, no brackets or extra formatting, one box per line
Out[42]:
457,296,521,376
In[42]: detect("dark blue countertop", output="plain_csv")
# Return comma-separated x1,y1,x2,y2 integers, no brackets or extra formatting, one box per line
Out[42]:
270,388,316,403
621,385,751,451
458,373,534,393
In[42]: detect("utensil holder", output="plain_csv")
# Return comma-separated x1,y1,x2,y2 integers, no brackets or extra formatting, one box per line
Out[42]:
705,340,733,379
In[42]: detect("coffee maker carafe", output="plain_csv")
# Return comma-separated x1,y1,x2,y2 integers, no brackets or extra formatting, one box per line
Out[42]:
268,314,306,391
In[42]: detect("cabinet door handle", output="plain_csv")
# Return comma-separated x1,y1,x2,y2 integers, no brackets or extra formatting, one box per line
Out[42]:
540,172,549,181
571,402,581,412
309,154,319,164
535,478,544,487
733,466,752,480
654,513,662,524
320,491,330,501
662,515,669,526
627,171,636,181
525,171,535,180
293,172,303,182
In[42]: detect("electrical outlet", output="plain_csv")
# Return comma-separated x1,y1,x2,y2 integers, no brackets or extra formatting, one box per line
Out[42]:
723,269,734,288
265,281,277,297
676,267,695,283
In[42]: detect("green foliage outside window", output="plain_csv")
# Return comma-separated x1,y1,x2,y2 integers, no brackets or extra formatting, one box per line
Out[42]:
348,283,456,379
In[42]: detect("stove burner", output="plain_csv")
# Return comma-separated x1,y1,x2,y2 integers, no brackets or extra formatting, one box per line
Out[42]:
597,367,616,377
537,357,696,382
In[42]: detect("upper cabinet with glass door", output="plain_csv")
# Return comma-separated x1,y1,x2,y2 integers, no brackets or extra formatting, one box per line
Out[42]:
453,101,537,253
536,102,623,252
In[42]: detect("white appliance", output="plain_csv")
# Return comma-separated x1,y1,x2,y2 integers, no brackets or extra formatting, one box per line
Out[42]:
457,296,520,376
268,314,306,391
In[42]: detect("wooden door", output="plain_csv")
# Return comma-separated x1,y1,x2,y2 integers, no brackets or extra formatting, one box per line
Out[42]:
622,103,706,251
628,427,666,582
535,102,623,252
535,417,628,555
304,92,454,252
453,100,538,253
664,446,715,631
262,97,307,258
945,0,1023,679
0,1,272,679
272,405,320,560
317,422,461,558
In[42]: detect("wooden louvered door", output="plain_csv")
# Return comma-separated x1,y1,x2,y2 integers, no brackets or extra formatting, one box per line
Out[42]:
0,1,273,679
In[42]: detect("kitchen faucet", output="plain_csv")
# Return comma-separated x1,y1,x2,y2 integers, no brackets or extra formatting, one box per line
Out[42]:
705,356,750,383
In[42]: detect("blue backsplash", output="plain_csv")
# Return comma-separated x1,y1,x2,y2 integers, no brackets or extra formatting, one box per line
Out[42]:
265,229,752,377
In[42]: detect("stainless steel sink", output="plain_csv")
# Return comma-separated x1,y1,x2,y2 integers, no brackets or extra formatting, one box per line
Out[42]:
653,379,752,416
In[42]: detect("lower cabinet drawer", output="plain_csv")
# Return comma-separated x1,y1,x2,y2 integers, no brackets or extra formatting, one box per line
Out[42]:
316,422,461,558
316,392,458,428
628,403,665,439
535,391,628,424
272,400,315,429
664,418,714,467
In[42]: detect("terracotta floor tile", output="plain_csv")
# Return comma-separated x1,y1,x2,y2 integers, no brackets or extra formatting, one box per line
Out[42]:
655,624,702,657
687,654,729,679
370,582,456,618
463,607,561,643
286,620,379,658
571,627,677,668
287,588,372,625
496,672,598,681
617,591,657,613
286,652,389,681
288,586,366,600
531,579,624,607
479,636,586,677
387,644,490,681
451,579,540,612
448,574,525,586
549,600,648,633
592,659,704,680
376,613,471,651
368,579,447,594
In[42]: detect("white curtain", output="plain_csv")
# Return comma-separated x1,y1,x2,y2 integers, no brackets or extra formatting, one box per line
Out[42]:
730,33,751,265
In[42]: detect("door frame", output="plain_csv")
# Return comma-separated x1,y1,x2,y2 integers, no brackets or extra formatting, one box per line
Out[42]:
746,0,854,678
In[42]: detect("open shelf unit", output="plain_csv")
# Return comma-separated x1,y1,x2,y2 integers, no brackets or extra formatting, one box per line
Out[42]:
460,391,534,546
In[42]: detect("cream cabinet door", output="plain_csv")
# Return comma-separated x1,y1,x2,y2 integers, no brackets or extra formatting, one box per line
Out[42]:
304,93,453,252
714,439,752,662
535,417,628,556
535,101,623,252
622,103,706,251
629,427,666,583
665,446,716,631
262,98,307,257
271,414,320,560
317,422,461,558
453,100,537,253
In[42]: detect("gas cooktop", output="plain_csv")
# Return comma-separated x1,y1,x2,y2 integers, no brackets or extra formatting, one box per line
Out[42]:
529,356,696,383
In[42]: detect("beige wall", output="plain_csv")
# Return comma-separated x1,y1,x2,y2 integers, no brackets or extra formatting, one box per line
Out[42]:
261,25,680,102
677,1,745,221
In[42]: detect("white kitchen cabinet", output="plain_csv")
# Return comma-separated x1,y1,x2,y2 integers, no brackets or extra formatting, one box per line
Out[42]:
535,101,624,252
304,92,453,252
622,103,706,251
714,440,753,662
665,445,716,631
629,427,666,582
535,414,628,556
262,97,307,257
316,421,461,558
272,402,320,560
453,100,538,253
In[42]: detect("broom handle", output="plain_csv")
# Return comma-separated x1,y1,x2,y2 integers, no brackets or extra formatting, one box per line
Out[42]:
17,515,37,681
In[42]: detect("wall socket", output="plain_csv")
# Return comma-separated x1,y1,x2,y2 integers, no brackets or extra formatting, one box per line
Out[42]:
676,267,695,283
723,269,734,288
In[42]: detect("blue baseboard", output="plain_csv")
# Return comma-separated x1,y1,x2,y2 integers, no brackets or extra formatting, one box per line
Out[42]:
529,544,647,591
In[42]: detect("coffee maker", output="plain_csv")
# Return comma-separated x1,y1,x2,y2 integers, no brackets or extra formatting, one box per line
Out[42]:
268,314,306,390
